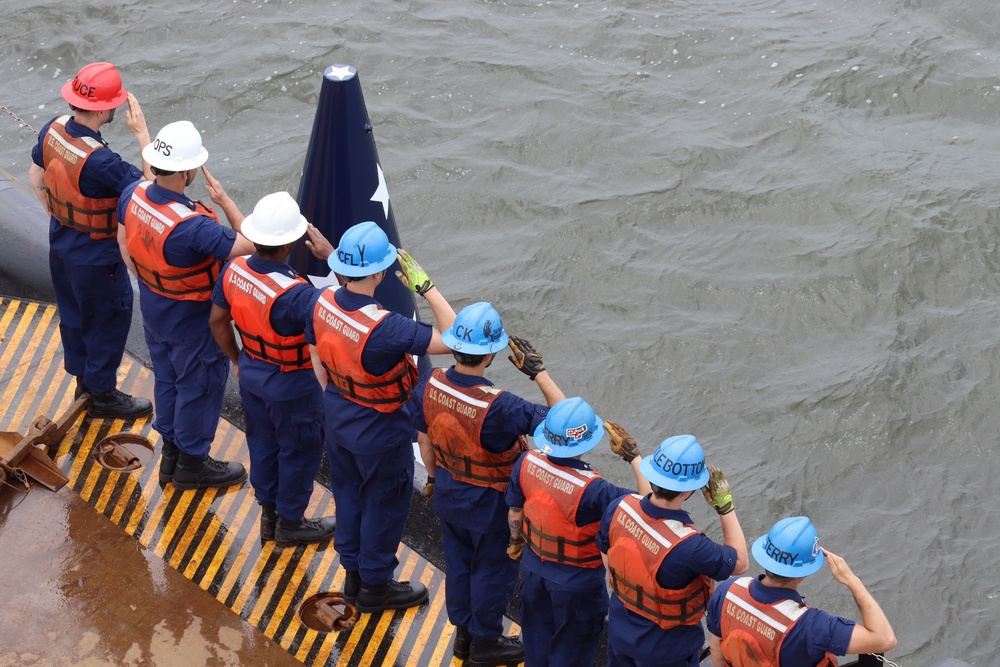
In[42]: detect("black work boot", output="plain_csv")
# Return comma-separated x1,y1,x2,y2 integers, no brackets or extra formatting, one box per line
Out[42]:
453,625,470,661
88,389,153,419
467,636,524,667
355,580,429,613
259,501,277,542
343,570,361,604
171,452,247,490
74,376,89,400
158,439,178,486
274,515,336,548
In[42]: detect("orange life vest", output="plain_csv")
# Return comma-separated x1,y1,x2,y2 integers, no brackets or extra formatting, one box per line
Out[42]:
220,256,312,371
424,369,527,491
719,577,838,667
520,450,603,567
41,116,119,240
312,288,418,412
606,494,714,630
123,181,222,301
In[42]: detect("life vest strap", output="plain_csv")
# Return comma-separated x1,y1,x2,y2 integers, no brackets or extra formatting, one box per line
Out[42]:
524,519,603,565
609,567,707,622
323,363,412,406
47,192,117,235
432,445,517,484
233,323,310,369
132,258,219,296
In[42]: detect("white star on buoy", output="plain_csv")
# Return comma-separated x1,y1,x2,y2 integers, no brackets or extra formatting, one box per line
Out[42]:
371,163,390,219
326,65,356,81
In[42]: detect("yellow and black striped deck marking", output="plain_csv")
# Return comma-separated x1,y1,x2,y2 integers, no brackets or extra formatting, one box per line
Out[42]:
0,297,521,666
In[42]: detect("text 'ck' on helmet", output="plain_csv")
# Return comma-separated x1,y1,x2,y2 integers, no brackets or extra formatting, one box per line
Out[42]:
240,192,309,246
142,120,209,172
327,221,397,277
640,434,710,492
441,302,510,355
752,516,825,578
62,62,128,111
533,397,605,458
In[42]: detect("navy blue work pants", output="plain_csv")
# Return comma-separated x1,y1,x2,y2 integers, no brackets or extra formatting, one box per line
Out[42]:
520,569,608,667
607,645,700,667
49,250,132,394
326,438,413,586
240,383,324,520
143,323,227,457
440,519,518,641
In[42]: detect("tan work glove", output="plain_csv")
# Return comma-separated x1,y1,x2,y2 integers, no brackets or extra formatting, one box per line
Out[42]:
507,336,545,380
604,421,640,463
422,476,434,501
394,249,434,295
507,537,524,561
701,465,734,515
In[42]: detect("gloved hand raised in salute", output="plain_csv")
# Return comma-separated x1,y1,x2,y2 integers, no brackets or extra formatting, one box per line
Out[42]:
508,336,545,380
395,249,434,295
701,465,734,515
604,421,640,463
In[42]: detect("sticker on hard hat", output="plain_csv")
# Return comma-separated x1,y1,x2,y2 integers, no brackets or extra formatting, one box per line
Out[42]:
543,423,591,448
483,320,502,343
811,536,821,558
763,537,800,566
652,451,705,479
152,139,172,156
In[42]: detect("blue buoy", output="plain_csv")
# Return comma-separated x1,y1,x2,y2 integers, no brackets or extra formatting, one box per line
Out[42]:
291,64,418,325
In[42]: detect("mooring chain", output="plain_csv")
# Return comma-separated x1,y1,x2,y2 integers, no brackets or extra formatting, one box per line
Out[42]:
0,103,39,135
869,654,901,667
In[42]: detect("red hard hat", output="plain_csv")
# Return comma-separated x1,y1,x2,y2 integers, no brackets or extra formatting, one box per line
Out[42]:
61,62,128,111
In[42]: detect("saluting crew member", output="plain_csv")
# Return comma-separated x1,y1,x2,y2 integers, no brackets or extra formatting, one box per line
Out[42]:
305,221,456,613
706,516,897,666
28,62,152,419
597,435,749,667
506,397,651,667
119,120,255,490
409,304,564,666
209,192,336,547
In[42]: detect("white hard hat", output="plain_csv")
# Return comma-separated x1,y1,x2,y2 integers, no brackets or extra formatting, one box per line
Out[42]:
143,120,209,171
240,192,309,246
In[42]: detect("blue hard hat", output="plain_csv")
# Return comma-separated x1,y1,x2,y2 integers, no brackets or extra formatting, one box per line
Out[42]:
640,435,710,492
533,397,605,458
441,302,510,355
328,221,398,277
752,516,825,578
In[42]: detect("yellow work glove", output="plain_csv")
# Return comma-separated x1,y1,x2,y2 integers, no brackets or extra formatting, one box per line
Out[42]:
507,537,524,561
507,336,545,380
604,421,640,463
394,249,434,295
423,476,435,500
701,465,734,515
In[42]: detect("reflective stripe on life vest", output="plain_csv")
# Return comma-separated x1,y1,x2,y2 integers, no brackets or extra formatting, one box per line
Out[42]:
521,450,603,567
425,369,526,491
221,257,311,371
606,494,713,629
312,289,418,412
41,116,119,239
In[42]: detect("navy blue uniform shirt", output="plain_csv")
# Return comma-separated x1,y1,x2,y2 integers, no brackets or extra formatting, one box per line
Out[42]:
33,116,142,265
304,286,433,454
410,366,548,530
212,255,321,398
507,452,634,591
706,575,855,663
118,180,237,338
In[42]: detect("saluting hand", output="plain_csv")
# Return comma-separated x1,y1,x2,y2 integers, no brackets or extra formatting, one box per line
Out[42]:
201,167,230,207
821,548,858,586
125,92,148,137
305,223,334,261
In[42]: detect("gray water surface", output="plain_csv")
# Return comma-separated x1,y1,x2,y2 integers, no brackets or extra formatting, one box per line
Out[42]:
3,0,1000,663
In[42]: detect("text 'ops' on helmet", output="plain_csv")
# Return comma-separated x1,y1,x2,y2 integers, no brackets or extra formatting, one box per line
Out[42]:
441,302,509,355
751,516,825,578
328,221,397,277
142,120,209,172
62,62,128,111
640,434,710,492
240,192,309,246
533,397,605,458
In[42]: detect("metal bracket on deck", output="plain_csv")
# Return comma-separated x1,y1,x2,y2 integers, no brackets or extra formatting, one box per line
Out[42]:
0,395,89,492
